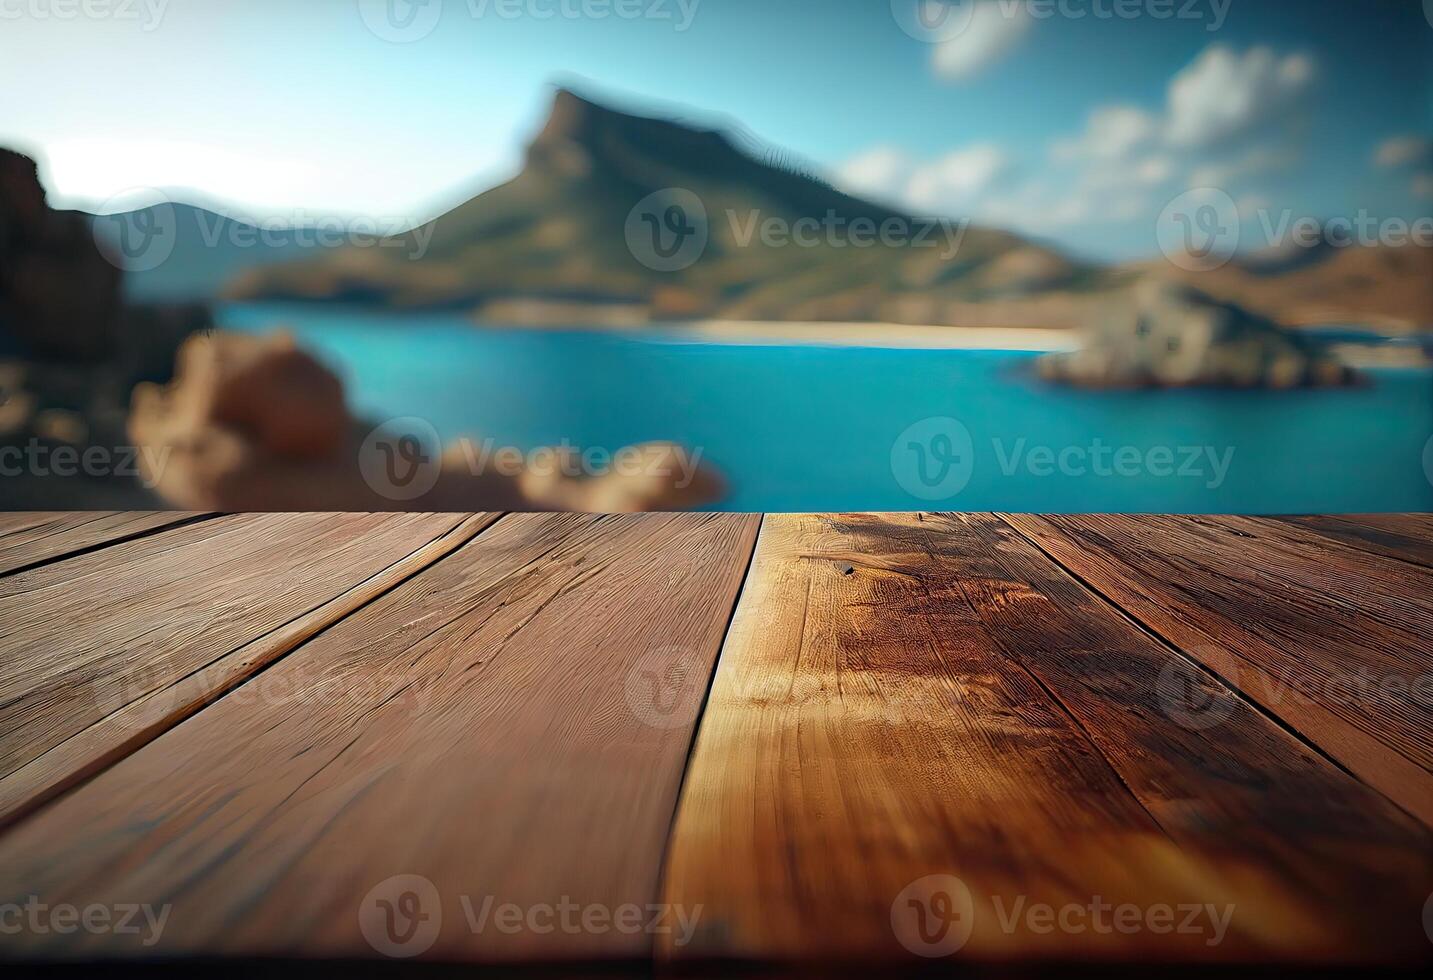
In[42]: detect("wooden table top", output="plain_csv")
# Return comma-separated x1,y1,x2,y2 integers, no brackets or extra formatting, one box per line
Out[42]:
0,511,1429,975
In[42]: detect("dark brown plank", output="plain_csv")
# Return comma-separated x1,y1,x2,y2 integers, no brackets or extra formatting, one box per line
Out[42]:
0,513,759,964
0,512,482,825
0,512,210,575
1004,514,1433,826
660,514,1432,970
1271,514,1433,568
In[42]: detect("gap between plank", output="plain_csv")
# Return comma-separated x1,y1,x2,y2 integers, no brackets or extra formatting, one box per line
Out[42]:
0,512,222,579
0,512,505,833
652,513,765,927
993,513,1424,827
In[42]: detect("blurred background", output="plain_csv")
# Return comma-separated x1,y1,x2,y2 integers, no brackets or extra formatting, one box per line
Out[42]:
1,0,1430,511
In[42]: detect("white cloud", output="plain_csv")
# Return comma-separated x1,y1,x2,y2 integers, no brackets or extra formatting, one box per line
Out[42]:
1189,144,1296,188
833,146,913,201
1166,45,1316,148
907,144,1012,207
834,142,1012,215
1051,106,1159,164
1374,136,1433,170
932,2,1033,81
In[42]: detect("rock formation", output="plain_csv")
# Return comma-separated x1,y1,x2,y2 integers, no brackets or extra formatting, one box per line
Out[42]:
0,148,122,361
1037,277,1358,389
129,331,724,512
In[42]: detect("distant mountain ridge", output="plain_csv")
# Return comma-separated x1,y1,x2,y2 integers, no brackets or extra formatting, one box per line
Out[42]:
78,88,1433,331
225,88,1102,326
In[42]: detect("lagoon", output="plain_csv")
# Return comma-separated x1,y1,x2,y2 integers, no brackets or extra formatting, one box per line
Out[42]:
224,304,1433,514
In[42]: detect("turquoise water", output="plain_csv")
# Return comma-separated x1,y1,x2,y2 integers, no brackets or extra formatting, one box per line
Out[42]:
224,304,1433,514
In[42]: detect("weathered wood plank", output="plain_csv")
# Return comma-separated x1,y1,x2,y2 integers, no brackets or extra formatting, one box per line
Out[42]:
0,513,759,964
659,513,1432,970
0,512,479,817
0,512,211,576
1270,514,1433,569
0,512,501,828
1004,514,1433,826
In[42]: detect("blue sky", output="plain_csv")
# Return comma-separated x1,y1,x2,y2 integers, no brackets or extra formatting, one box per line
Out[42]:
2,0,1429,260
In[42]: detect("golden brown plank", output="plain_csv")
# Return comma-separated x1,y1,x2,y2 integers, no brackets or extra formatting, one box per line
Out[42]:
0,512,501,828
659,514,1432,971
0,513,478,814
1270,514,1433,568
0,512,211,575
1004,514,1433,826
0,513,759,964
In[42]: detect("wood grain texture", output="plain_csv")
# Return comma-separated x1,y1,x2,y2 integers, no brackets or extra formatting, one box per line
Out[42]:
0,513,475,799
0,512,211,575
659,513,1433,971
1004,514,1433,826
0,513,501,828
1271,514,1433,568
0,513,759,965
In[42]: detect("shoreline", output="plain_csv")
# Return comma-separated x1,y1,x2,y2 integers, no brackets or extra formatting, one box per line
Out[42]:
464,317,1083,352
